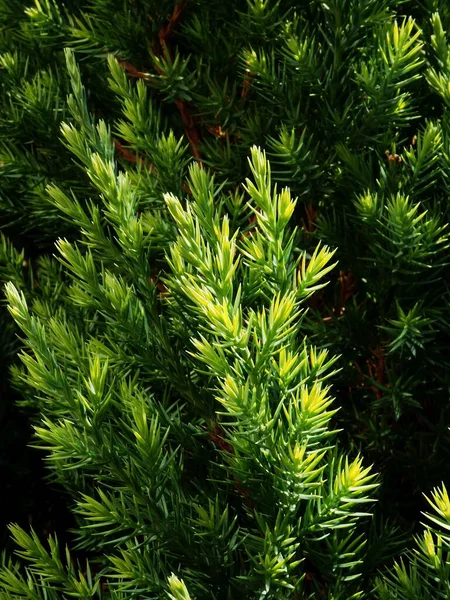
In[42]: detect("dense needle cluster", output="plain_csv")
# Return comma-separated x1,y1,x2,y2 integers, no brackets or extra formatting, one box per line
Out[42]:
2,0,450,598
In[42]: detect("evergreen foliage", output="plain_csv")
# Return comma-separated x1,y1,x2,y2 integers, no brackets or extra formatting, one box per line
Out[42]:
1,137,379,597
2,0,450,597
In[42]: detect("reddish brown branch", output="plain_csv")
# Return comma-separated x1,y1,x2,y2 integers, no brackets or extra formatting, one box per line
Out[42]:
209,426,233,454
175,98,202,160
152,3,202,160
159,1,188,51
352,345,389,401
118,3,201,161
116,57,150,80
302,202,317,233
150,276,168,296
114,138,191,193
241,73,254,105
114,139,144,165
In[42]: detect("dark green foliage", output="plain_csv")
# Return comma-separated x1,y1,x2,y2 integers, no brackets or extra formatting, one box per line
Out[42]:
1,0,450,597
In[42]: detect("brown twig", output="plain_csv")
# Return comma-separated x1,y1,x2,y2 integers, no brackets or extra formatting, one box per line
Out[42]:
117,3,202,162
366,345,386,400
152,3,202,160
352,345,389,401
114,139,145,166
150,276,168,297
302,202,317,233
114,138,192,194
175,98,202,160
241,73,254,106
158,1,188,54
116,56,150,80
